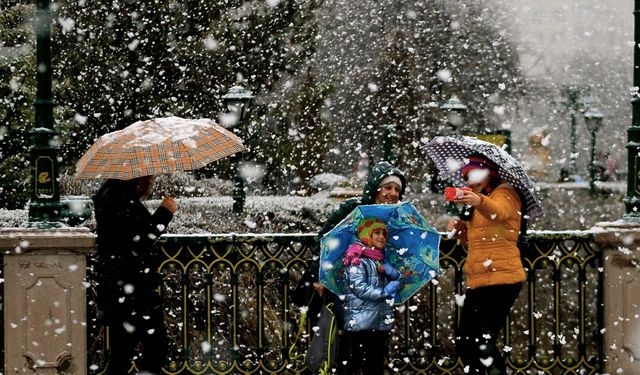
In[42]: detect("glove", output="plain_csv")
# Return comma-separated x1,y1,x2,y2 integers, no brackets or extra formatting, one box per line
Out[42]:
383,280,402,298
378,263,401,280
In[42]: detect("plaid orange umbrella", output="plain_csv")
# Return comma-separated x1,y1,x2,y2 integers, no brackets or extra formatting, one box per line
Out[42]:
74,117,246,180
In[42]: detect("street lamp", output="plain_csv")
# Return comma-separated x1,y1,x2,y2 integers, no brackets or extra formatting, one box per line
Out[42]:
221,84,254,213
441,95,468,135
25,0,64,227
584,107,604,193
556,86,593,176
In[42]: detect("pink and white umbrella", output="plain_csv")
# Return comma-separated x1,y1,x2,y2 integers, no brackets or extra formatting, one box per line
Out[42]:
425,135,544,219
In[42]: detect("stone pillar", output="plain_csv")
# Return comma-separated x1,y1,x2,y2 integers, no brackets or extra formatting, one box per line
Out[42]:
0,228,94,375
594,222,640,374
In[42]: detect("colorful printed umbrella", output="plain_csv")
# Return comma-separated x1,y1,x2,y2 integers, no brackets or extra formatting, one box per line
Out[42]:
319,202,440,304
425,135,544,219
74,117,245,180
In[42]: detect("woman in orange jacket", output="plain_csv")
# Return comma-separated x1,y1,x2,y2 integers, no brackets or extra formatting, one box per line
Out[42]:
447,155,525,375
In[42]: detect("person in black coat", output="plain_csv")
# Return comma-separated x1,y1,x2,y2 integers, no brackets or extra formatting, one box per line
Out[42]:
93,176,176,375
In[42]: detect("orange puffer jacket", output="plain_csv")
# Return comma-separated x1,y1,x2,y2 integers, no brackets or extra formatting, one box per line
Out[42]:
459,183,526,289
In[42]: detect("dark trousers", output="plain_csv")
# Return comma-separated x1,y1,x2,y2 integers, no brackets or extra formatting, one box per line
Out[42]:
339,331,389,375
104,300,167,374
456,283,522,375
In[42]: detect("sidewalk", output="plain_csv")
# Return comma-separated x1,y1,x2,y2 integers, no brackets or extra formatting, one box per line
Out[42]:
537,180,626,192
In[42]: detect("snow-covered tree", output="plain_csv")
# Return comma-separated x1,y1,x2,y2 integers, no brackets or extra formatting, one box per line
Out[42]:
52,0,321,164
315,0,524,183
257,65,333,193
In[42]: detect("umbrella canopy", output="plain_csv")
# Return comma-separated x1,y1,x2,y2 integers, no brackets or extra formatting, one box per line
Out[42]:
425,135,544,219
74,117,245,180
319,202,440,304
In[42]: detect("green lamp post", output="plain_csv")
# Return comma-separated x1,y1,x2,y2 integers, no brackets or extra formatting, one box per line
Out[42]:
556,86,593,176
221,84,254,213
25,0,65,227
441,94,468,135
625,0,640,221
583,106,603,193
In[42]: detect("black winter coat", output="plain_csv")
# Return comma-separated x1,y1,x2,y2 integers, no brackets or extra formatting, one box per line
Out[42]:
93,179,173,314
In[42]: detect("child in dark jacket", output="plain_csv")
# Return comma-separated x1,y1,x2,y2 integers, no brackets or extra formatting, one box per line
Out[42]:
340,218,402,375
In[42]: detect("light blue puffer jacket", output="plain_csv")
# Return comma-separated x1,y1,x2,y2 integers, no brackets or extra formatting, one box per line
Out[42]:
342,258,399,332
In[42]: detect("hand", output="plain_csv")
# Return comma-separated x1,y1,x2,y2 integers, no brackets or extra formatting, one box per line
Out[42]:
160,196,177,214
313,282,325,297
453,190,482,207
383,280,402,298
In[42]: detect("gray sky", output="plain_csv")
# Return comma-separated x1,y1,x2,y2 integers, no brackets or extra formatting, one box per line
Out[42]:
502,0,632,82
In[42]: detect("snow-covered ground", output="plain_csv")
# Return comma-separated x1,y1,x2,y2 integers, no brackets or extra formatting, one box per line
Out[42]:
0,182,627,234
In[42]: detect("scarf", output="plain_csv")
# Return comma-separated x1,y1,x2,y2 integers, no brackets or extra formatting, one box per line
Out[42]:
343,242,384,266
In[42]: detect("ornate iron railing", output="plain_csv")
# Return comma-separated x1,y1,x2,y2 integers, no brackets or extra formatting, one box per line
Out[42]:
87,232,603,374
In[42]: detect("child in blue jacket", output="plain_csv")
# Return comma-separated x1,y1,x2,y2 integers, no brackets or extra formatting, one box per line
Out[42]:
340,218,402,374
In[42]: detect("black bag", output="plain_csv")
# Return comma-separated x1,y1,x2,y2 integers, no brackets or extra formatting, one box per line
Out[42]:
304,303,339,373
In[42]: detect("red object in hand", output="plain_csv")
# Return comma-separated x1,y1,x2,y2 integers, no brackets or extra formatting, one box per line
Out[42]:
445,187,472,202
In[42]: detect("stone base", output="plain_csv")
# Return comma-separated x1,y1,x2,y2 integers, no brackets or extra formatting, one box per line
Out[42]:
593,221,640,373
594,220,640,246
0,227,94,375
